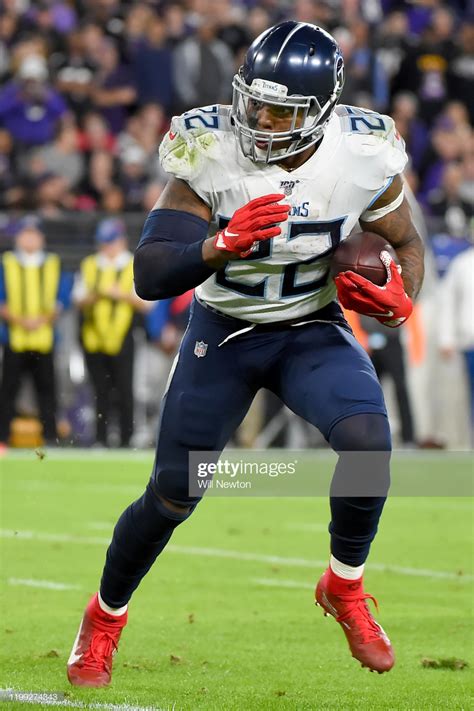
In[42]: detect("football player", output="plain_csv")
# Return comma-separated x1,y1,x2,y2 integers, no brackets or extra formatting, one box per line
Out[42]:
67,22,424,686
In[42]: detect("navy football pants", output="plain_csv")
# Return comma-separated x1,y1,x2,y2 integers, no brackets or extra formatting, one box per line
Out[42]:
100,300,390,607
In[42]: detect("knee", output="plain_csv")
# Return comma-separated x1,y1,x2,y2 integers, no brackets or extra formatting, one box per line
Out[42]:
158,495,191,516
329,413,392,453
128,482,194,539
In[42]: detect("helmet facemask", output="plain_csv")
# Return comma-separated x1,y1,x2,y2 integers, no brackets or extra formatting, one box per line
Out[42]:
231,57,344,164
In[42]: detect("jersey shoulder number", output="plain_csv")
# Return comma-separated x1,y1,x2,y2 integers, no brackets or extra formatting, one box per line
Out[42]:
159,104,232,182
335,104,408,188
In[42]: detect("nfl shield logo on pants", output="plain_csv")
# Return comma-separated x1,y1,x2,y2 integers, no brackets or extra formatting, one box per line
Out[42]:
194,340,208,358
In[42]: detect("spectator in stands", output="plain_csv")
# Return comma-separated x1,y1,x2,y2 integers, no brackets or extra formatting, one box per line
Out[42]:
73,218,150,448
80,20,105,66
91,38,137,134
82,0,125,41
0,54,67,149
360,315,415,445
418,116,465,203
448,21,474,124
0,128,23,208
213,0,249,57
459,134,473,205
162,2,189,47
80,150,117,207
118,144,150,211
32,0,77,36
78,111,116,154
33,123,85,190
34,172,72,218
438,245,474,440
137,103,167,152
123,3,155,55
172,18,234,111
0,12,16,80
117,105,167,181
53,30,96,119
247,7,272,43
101,185,125,214
427,162,471,239
131,15,174,111
347,19,389,110
0,217,70,446
142,181,165,212
391,92,429,173
375,11,411,87
24,2,65,56
117,113,143,158
391,6,457,125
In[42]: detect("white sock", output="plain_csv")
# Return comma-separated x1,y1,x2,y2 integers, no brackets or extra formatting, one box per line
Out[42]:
330,555,364,580
98,592,128,617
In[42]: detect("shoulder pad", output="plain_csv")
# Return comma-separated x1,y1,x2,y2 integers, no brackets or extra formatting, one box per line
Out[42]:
159,104,232,181
335,105,408,189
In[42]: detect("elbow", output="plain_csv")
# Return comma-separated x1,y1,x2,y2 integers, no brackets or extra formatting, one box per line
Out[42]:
133,248,163,300
134,280,157,301
133,273,170,301
133,250,177,300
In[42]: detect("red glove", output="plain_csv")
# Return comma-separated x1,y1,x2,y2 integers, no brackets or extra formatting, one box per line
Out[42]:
213,193,290,258
334,250,413,328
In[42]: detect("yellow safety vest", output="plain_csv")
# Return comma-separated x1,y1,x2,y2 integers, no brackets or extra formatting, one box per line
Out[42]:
3,251,60,354
80,254,135,356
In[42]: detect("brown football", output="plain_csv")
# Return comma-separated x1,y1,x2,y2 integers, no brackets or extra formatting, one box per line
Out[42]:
330,231,399,286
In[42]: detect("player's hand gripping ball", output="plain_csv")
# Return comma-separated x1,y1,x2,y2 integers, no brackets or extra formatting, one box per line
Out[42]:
213,193,290,258
331,231,413,328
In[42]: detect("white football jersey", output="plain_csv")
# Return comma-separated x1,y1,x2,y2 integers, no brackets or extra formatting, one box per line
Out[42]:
159,104,407,324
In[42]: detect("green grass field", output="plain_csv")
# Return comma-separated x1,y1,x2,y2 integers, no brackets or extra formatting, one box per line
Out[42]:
0,451,472,710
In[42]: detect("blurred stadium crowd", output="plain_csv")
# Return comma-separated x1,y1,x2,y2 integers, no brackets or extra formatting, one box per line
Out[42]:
0,0,472,450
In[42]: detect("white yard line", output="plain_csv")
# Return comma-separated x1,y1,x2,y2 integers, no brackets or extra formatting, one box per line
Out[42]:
1,528,472,583
0,529,110,545
7,578,81,591
0,691,170,710
0,448,472,461
252,577,313,590
285,522,328,532
5,479,141,495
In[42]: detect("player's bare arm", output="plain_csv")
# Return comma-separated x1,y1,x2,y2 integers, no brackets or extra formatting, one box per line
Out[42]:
153,177,228,269
360,175,425,299
153,176,211,221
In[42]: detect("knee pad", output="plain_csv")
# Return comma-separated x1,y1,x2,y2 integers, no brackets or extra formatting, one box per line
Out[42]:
329,413,392,452
130,481,195,544
329,414,391,498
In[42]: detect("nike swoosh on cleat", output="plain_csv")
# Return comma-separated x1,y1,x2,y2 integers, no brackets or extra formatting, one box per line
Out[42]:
67,621,84,665
364,310,394,318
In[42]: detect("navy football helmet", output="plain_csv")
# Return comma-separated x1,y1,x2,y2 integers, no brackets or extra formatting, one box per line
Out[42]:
231,21,344,163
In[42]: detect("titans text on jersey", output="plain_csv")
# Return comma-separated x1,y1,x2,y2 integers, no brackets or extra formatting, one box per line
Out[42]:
159,103,408,322
67,21,425,689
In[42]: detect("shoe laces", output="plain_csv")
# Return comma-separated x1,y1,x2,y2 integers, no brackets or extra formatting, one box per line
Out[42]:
335,591,382,644
81,617,121,672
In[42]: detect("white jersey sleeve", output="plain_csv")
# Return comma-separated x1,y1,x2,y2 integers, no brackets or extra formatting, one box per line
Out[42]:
157,103,411,325
158,104,233,206
335,105,408,216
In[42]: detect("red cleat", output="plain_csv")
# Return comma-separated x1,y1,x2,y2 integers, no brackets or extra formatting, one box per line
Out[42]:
67,593,128,687
315,568,395,673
